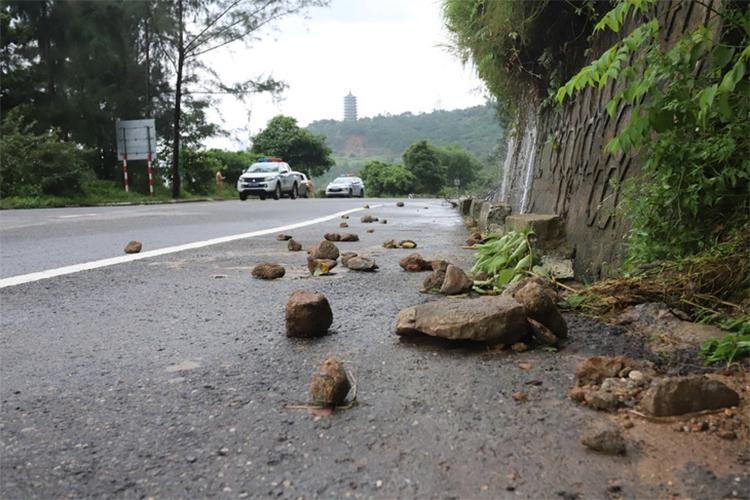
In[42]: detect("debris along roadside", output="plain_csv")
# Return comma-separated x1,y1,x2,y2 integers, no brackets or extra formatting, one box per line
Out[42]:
242,198,749,496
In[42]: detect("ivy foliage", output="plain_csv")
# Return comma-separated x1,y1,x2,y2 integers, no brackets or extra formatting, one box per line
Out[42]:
559,0,750,266
471,229,550,293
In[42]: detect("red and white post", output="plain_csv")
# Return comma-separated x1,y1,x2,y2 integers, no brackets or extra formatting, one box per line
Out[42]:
122,154,129,192
147,153,154,197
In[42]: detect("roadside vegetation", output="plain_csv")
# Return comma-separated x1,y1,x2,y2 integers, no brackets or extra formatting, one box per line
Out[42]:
445,0,749,364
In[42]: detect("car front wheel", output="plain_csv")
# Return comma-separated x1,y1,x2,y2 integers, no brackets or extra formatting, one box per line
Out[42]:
359,188,364,198
239,192,248,201
259,193,266,200
347,189,352,198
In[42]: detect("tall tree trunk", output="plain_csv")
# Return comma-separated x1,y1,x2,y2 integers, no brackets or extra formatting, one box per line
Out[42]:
171,0,184,199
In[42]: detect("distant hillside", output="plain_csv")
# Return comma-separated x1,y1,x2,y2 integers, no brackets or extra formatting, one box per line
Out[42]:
305,103,504,160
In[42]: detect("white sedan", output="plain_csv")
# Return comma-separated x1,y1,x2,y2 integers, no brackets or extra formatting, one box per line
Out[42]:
325,176,365,198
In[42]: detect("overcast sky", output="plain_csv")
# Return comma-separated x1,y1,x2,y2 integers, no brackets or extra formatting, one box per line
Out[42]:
205,0,488,149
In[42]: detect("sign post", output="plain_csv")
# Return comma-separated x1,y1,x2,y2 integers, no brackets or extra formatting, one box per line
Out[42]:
116,119,158,196
454,178,460,198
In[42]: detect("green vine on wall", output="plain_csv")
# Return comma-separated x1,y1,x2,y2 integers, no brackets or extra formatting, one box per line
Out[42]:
558,0,749,267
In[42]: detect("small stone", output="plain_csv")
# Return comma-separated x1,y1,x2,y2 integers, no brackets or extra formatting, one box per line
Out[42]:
287,239,302,252
341,215,349,219
324,233,341,241
346,256,378,271
307,256,338,276
622,420,634,429
285,290,333,337
466,233,483,247
340,222,349,228
628,370,648,384
512,343,528,353
422,270,446,293
512,391,529,403
340,233,359,242
251,262,285,280
431,260,451,272
383,239,398,249
276,234,293,241
581,423,627,454
718,430,737,440
363,204,370,209
310,358,351,405
399,253,430,272
361,215,378,223
379,219,387,224
124,241,142,253
340,252,359,267
584,390,620,412
366,228,375,233
309,240,340,260
396,202,405,207
527,317,558,346
569,386,587,403
640,375,740,417
440,265,474,295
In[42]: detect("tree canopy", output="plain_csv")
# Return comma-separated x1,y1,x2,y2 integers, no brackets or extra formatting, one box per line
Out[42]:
251,115,335,178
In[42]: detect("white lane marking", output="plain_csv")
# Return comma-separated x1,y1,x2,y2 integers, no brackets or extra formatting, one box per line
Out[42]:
0,205,381,289
57,213,102,219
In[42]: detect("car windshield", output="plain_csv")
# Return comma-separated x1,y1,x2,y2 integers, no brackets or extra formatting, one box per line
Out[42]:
331,178,354,185
248,164,279,173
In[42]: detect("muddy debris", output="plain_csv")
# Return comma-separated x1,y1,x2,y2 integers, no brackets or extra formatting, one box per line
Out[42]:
251,262,286,280
285,290,333,338
287,239,303,252
310,358,351,405
276,234,293,241
512,391,530,403
124,240,142,254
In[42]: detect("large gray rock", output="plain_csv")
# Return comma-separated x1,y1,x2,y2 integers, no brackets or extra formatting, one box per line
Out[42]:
340,233,359,242
395,295,529,343
458,198,472,216
640,376,740,417
285,290,333,337
422,270,446,293
439,265,474,295
478,202,512,235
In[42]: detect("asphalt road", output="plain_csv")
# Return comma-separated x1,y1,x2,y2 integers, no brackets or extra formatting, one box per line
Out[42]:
1,199,746,499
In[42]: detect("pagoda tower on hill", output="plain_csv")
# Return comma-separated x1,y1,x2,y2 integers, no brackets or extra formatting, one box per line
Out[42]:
343,91,357,121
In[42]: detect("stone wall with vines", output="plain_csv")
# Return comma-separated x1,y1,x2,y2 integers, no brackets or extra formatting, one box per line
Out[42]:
495,0,720,280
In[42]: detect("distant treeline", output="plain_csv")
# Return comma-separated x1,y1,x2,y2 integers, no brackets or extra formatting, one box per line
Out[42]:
305,103,506,160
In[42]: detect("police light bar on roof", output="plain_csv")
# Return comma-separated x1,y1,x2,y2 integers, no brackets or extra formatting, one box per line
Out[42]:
257,157,283,162
340,174,355,177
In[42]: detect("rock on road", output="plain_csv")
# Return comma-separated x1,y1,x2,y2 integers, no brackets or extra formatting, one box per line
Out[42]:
1,199,745,499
